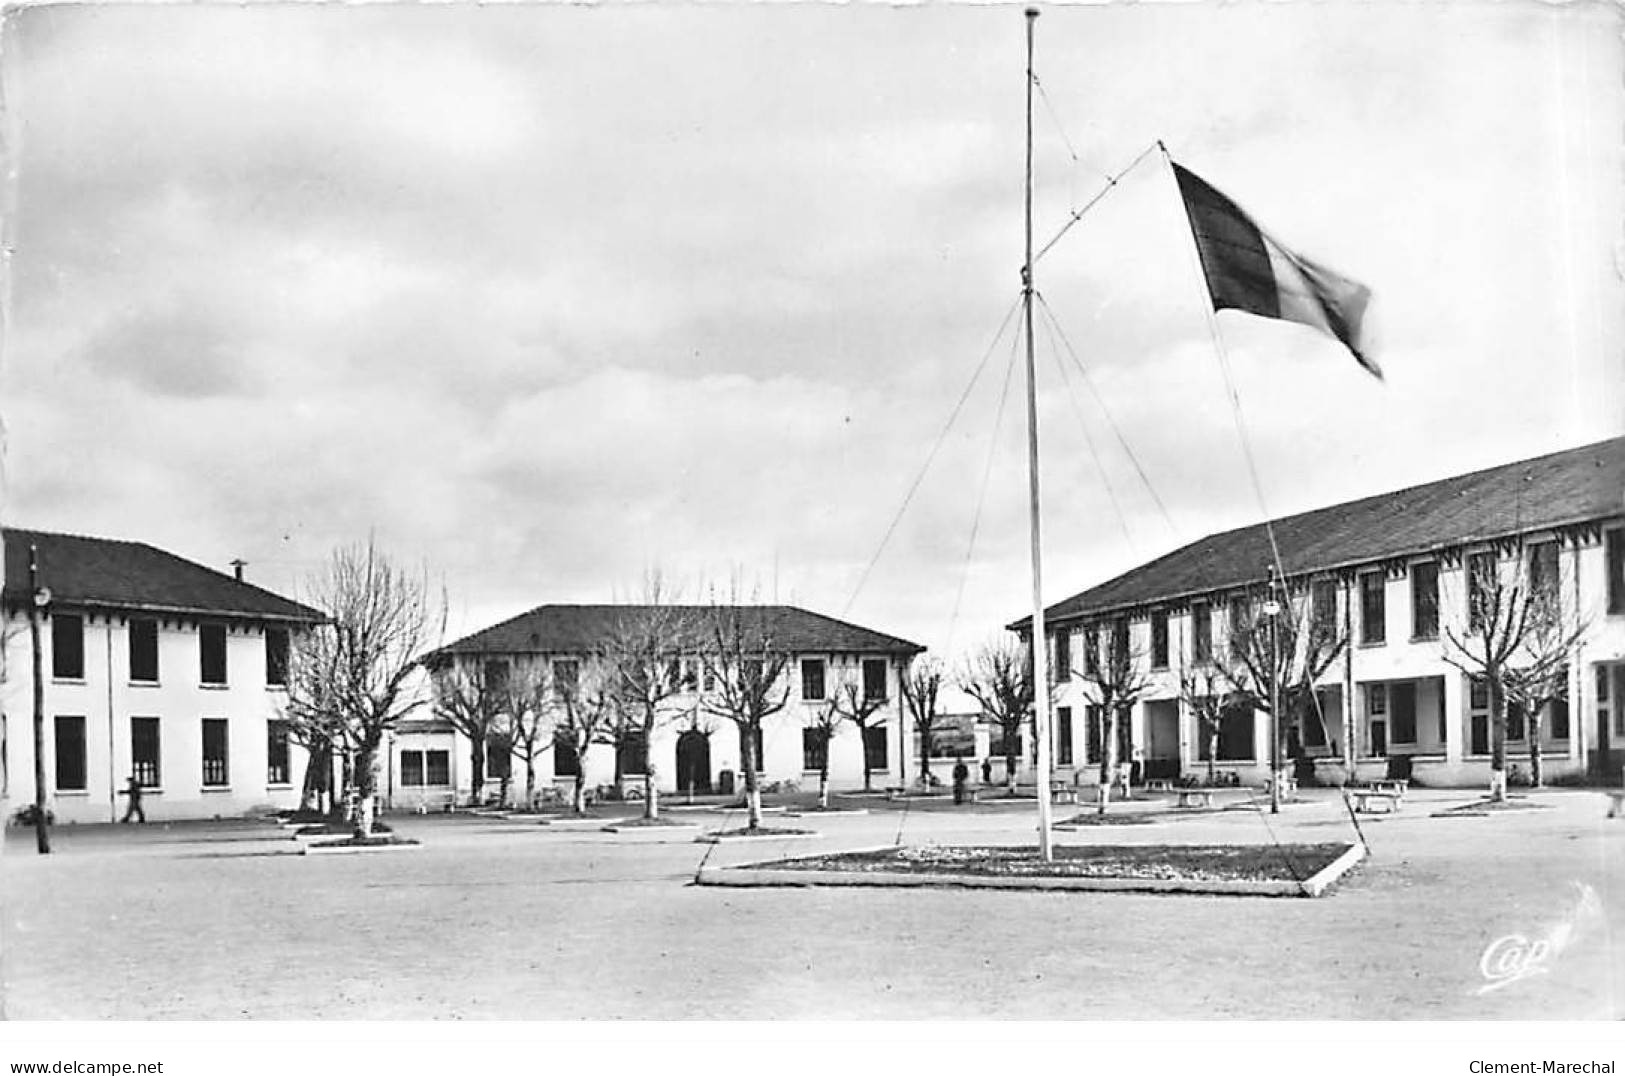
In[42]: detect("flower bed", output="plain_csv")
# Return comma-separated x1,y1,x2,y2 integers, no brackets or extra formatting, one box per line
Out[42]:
750,842,1351,883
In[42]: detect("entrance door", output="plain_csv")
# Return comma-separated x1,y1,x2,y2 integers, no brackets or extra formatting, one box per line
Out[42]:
675,730,712,795
1143,701,1181,781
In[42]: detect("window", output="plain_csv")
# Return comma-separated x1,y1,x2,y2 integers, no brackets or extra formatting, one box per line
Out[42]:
265,628,289,688
862,659,888,702
801,659,826,701
1390,683,1417,744
400,749,451,787
802,727,829,771
1085,704,1102,764
1551,692,1570,740
267,720,291,785
1528,542,1559,608
1150,612,1169,670
1410,562,1439,641
1609,529,1624,615
1053,628,1072,680
202,719,229,787
200,624,228,686
54,715,86,792
52,613,84,680
1311,580,1337,637
486,733,512,780
1367,682,1389,717
552,731,580,778
1192,605,1212,663
1467,551,1496,633
617,731,648,776
426,750,450,785
129,619,159,683
1228,598,1249,658
862,725,888,771
1506,699,1526,742
131,717,161,787
1111,619,1130,666
483,659,509,694
1056,706,1073,766
1359,572,1386,645
1196,704,1255,761
552,659,579,697
737,725,764,772
1083,628,1100,676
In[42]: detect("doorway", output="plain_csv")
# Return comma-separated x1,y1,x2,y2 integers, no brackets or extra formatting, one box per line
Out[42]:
675,729,712,795
1143,700,1180,781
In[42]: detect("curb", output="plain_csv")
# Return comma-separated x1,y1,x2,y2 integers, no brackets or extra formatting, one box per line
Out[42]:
303,840,423,856
695,829,822,845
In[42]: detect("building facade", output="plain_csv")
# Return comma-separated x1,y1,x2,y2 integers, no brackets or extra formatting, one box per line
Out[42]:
1024,437,1625,789
394,604,924,807
1,529,321,823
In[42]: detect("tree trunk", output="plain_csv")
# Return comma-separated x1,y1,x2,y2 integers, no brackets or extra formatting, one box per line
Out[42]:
352,743,378,838
468,743,485,808
1098,709,1120,816
1528,712,1544,789
644,767,659,821
742,722,763,831
861,726,874,792
1207,729,1218,786
572,771,588,814
919,729,932,782
1489,674,1508,803
818,764,830,809
524,756,536,811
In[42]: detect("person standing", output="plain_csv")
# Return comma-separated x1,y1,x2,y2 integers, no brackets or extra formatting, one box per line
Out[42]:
952,758,969,805
980,757,992,786
120,775,146,824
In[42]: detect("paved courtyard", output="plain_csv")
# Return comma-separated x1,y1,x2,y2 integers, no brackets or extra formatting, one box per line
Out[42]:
2,787,1621,1020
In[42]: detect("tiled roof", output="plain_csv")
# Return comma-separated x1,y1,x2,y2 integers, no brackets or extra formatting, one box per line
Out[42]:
2,528,321,623
1033,435,1625,625
435,604,924,658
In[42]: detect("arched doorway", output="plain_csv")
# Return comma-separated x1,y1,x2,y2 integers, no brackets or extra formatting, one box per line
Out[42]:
675,729,712,795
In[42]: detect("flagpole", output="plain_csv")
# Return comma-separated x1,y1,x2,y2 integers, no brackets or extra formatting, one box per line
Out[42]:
1022,6,1055,861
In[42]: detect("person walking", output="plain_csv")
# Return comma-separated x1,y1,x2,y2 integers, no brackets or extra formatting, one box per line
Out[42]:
952,758,969,805
119,775,146,824
980,757,992,786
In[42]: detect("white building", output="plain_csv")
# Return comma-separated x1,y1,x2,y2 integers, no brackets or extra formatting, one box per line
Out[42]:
1,528,321,823
1024,437,1625,789
391,604,924,807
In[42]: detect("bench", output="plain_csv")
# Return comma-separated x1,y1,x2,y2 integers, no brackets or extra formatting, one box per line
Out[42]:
1605,790,1625,819
1371,779,1409,797
1350,788,1401,814
1143,779,1176,793
1176,788,1216,809
885,786,907,801
1049,783,1077,804
411,789,458,814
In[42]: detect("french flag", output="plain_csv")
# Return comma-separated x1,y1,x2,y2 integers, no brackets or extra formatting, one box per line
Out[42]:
1172,161,1380,380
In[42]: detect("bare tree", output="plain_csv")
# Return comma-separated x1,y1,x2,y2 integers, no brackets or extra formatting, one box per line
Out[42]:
499,661,557,810
959,638,1034,795
1214,584,1346,807
699,598,790,831
601,582,693,821
1177,655,1230,787
829,677,887,792
431,657,508,807
1071,622,1150,814
286,540,443,837
901,656,946,786
554,657,618,814
283,615,347,816
1445,547,1587,800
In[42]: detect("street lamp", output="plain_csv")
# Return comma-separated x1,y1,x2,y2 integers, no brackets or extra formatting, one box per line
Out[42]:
1262,585,1283,815
28,545,52,854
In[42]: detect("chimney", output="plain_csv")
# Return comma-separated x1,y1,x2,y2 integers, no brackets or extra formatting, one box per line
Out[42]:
230,558,247,583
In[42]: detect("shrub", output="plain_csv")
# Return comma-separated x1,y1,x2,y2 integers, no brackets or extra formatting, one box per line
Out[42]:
10,804,54,827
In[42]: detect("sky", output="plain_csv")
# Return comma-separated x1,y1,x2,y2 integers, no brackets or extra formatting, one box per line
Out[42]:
2,0,1621,671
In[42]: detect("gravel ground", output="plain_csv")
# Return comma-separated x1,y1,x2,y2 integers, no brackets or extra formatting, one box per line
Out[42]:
1,787,1620,1020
